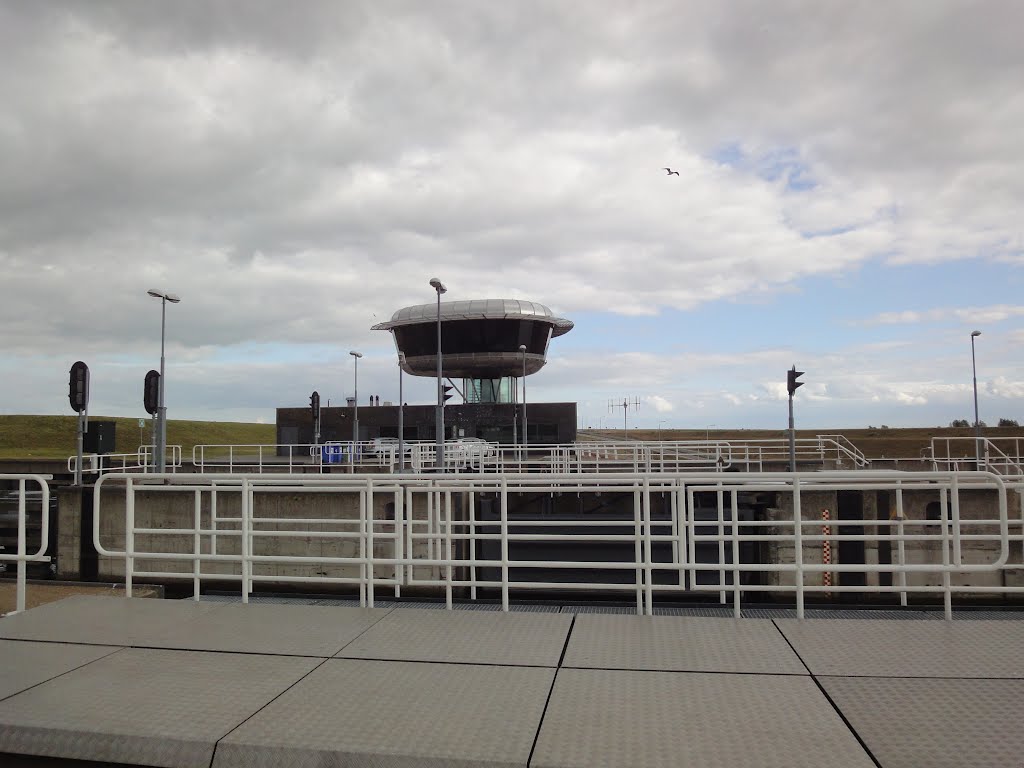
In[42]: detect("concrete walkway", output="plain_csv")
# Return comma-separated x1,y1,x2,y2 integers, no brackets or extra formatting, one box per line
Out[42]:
0,596,1022,767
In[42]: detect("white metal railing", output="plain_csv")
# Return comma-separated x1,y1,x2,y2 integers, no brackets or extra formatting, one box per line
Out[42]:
67,446,182,475
815,434,872,468
0,474,52,614
92,470,1022,619
68,451,148,475
191,440,494,473
931,437,1024,476
190,437,866,475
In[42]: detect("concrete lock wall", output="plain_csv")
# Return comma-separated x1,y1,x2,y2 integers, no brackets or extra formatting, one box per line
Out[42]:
58,485,440,590
765,488,1024,599
57,483,1023,600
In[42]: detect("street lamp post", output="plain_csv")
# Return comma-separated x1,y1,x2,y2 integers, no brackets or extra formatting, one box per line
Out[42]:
706,424,716,442
519,344,528,447
971,330,982,468
658,420,667,441
350,351,362,470
147,289,181,473
429,277,447,471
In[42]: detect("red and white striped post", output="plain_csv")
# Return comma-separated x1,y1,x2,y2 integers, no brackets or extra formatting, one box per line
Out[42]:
822,508,833,598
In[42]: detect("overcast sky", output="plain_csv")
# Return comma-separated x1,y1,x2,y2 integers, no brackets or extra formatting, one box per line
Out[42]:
2,1,1022,433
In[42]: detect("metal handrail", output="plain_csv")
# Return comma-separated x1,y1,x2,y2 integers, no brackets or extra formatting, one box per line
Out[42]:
931,437,1024,476
92,469,1018,620
0,474,52,614
67,451,149,475
189,438,854,475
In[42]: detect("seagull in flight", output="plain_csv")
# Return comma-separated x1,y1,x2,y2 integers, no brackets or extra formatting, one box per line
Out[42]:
663,167,680,176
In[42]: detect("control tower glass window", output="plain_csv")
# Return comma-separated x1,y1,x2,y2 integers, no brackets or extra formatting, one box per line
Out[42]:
394,319,548,356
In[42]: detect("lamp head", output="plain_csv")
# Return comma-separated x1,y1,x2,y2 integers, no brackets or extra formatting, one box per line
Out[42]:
429,277,447,294
147,289,181,303
971,330,981,337
349,350,363,359
519,345,527,352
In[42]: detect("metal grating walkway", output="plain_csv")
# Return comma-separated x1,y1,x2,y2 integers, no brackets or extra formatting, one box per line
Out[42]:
0,596,1022,767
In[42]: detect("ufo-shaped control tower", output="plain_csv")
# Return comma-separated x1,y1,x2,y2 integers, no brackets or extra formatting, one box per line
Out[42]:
372,298,573,403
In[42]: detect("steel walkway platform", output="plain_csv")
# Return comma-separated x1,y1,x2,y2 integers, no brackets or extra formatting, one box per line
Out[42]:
0,596,1022,767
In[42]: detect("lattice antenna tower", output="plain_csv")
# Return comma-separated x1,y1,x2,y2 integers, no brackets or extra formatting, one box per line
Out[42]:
608,396,640,435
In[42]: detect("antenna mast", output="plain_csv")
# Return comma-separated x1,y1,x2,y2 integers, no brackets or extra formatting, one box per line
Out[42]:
608,396,640,436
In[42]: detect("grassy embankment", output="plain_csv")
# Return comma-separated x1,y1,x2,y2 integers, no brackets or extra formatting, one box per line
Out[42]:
581,426,1024,461
2,415,1021,462
0,415,275,459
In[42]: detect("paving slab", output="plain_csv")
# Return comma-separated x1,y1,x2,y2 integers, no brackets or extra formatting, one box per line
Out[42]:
531,668,875,768
0,641,120,701
775,619,1024,678
562,614,807,675
214,658,554,768
820,676,1024,768
147,601,393,656
336,607,572,666
0,648,319,768
0,595,225,647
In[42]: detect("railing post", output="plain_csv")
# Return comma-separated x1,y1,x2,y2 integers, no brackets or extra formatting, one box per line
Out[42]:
677,485,689,591
468,488,477,601
394,485,405,599
717,482,726,604
950,474,962,566
358,483,367,607
210,484,219,559
16,479,26,613
633,485,643,614
643,479,653,616
241,478,250,603
366,478,375,609
192,489,202,600
939,485,952,619
793,476,804,619
444,489,453,609
500,476,509,611
125,477,135,598
895,482,907,607
731,489,741,618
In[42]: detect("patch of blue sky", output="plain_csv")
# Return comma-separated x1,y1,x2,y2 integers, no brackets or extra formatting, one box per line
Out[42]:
559,258,1020,365
710,141,817,192
799,224,860,239
710,140,745,168
755,147,817,191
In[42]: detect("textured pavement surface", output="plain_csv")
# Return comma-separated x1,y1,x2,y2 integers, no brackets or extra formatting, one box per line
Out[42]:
0,596,1021,767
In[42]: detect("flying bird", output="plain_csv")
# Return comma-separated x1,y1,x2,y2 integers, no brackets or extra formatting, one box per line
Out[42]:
663,167,680,176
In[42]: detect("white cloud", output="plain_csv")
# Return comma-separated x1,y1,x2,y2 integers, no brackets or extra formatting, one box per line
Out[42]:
645,395,674,413
866,305,1024,327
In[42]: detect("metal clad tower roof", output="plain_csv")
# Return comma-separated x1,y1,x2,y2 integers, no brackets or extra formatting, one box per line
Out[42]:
372,299,574,336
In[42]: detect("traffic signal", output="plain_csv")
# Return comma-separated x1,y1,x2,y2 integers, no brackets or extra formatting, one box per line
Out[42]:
143,369,160,415
310,390,320,419
442,384,455,404
787,366,804,396
68,361,90,412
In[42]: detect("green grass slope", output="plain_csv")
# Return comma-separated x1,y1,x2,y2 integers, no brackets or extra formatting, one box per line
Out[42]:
585,426,1024,460
0,415,276,459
